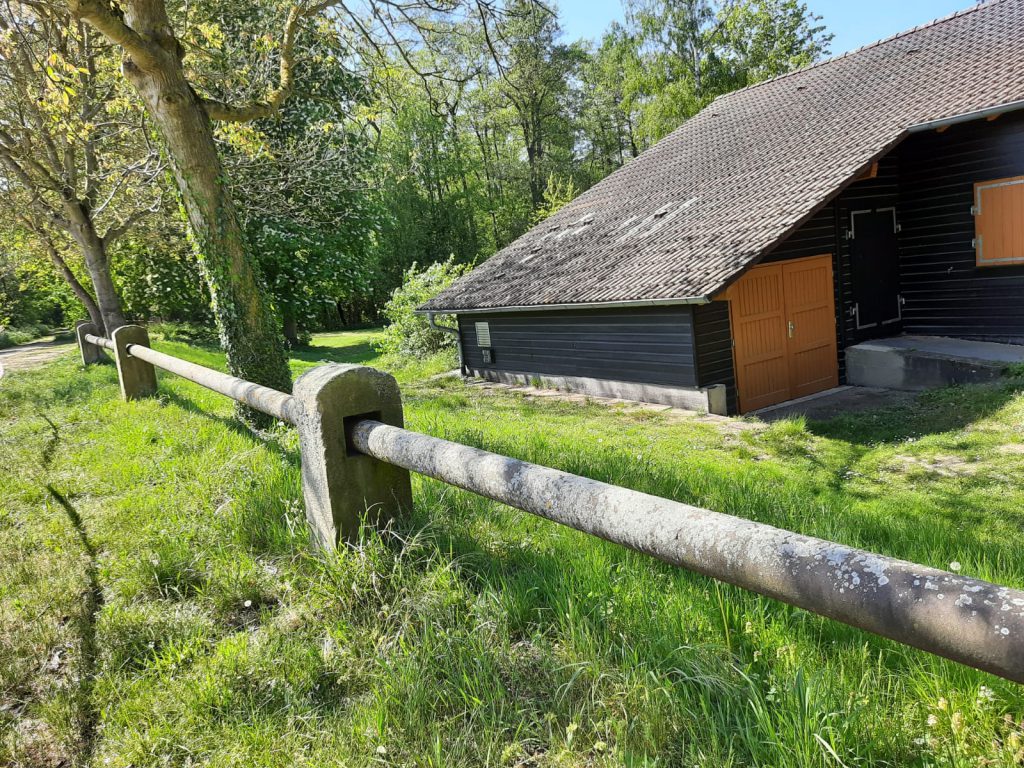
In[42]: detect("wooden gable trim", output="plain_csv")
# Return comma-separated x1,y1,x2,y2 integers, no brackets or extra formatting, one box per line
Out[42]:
856,161,880,181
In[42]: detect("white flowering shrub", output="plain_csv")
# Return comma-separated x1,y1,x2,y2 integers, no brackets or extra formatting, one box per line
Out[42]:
374,258,470,357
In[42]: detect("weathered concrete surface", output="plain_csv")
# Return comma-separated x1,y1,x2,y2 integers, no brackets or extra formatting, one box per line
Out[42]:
111,325,157,401
755,386,916,422
0,338,75,378
351,418,1024,684
847,335,1024,391
75,321,104,366
293,364,413,550
127,344,299,424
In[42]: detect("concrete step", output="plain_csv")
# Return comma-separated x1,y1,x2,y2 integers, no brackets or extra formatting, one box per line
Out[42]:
846,335,1024,391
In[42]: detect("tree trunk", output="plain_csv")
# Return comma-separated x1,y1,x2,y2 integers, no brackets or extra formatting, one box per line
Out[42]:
115,11,291,428
64,205,127,335
42,239,103,329
283,313,299,349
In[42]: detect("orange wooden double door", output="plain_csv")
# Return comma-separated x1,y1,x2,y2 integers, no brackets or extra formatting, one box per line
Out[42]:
726,254,839,413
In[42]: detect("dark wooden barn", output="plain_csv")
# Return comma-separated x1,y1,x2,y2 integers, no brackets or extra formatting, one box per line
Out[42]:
420,1,1024,415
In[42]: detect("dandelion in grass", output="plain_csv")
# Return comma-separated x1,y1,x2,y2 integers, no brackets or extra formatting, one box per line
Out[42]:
949,561,962,572
978,685,995,702
566,722,579,746
927,715,939,727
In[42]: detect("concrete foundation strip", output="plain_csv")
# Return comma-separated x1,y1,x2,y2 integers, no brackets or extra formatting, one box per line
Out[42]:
77,328,1024,683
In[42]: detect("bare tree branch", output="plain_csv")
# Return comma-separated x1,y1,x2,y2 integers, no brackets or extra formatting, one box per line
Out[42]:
101,198,159,244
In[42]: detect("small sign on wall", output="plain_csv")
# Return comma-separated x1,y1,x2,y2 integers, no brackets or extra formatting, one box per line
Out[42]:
481,348,494,364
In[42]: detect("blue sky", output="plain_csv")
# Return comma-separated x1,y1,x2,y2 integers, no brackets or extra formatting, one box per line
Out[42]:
557,0,976,57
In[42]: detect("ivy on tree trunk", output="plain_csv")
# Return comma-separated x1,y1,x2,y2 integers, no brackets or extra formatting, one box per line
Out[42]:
127,58,292,425
68,0,293,428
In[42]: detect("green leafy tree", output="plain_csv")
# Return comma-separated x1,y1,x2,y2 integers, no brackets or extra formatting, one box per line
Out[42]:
487,0,585,208
578,23,646,178
623,0,831,143
188,0,380,346
251,223,371,347
0,2,165,334
532,174,579,224
367,59,490,312
0,243,85,332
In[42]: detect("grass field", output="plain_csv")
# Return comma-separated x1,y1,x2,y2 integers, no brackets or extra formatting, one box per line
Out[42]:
3,329,1024,767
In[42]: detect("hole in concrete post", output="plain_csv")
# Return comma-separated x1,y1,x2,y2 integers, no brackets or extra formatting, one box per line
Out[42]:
344,411,382,456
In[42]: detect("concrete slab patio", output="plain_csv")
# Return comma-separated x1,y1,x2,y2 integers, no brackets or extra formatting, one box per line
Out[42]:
753,386,916,423
847,335,1024,392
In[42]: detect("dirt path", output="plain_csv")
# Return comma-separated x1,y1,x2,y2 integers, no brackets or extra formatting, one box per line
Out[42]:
0,338,75,378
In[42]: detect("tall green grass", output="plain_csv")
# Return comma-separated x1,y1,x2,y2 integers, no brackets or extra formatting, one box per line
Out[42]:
2,331,1024,766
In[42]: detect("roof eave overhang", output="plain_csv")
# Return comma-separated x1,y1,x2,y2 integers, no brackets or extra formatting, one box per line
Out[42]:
416,295,711,315
908,98,1024,133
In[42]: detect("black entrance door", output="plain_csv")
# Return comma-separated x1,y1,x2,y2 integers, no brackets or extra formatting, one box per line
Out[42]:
848,207,902,338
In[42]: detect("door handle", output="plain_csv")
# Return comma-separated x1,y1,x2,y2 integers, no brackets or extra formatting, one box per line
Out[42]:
787,321,795,339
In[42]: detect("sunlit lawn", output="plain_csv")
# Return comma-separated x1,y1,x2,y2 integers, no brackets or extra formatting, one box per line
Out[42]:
3,328,1024,766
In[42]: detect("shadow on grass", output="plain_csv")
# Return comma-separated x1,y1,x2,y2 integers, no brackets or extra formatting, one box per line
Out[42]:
46,485,103,764
158,390,300,465
288,341,378,367
807,378,1023,445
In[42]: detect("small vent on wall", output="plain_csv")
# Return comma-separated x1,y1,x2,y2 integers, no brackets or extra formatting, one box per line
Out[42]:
475,321,491,347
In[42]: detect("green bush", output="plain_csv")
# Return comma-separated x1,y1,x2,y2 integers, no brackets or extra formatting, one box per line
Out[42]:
0,324,50,349
373,258,470,358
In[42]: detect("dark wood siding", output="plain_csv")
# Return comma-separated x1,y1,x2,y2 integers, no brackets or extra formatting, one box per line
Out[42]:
694,301,737,413
896,110,1024,343
458,306,698,388
762,204,838,265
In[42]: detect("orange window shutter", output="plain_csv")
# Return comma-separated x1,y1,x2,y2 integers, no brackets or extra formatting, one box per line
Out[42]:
975,176,1024,267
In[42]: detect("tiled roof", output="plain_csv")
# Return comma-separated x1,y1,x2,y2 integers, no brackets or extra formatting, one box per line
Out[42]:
422,0,1024,312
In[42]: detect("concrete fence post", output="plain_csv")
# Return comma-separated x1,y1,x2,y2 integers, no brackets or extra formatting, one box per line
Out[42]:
293,364,413,550
75,321,104,365
111,325,157,401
